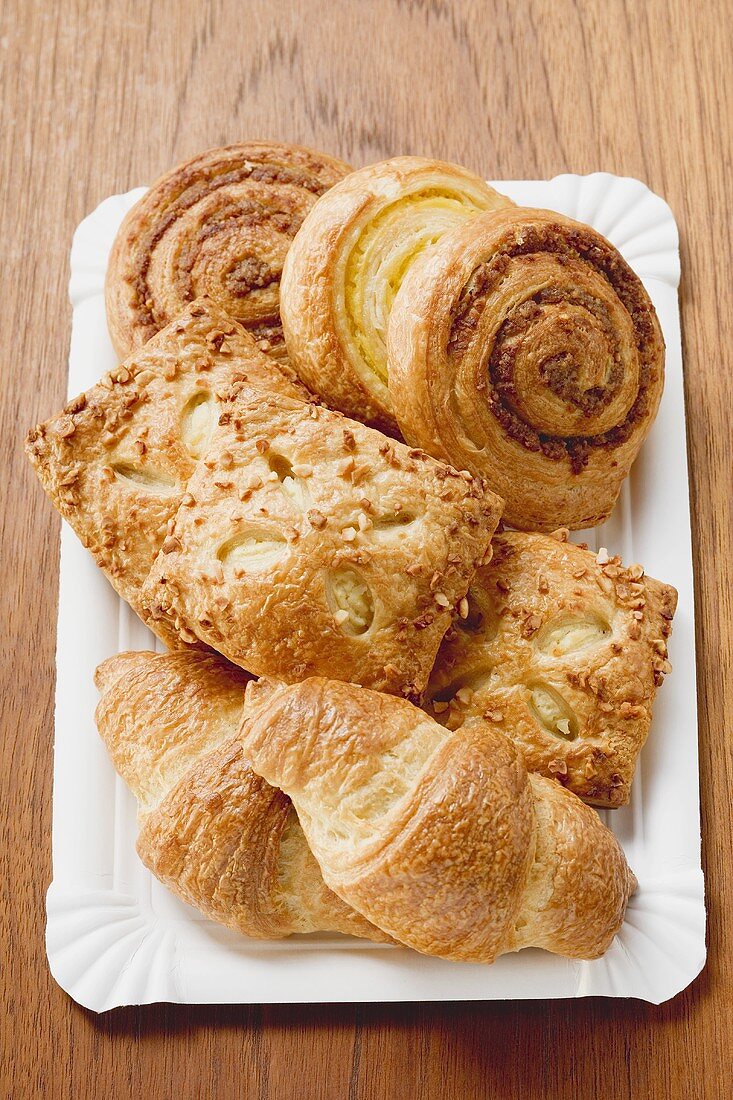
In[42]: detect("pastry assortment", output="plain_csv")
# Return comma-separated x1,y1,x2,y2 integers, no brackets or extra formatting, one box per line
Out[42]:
28,142,678,967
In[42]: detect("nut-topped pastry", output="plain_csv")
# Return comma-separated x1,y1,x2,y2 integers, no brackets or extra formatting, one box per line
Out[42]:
142,381,503,696
25,298,307,646
424,530,677,806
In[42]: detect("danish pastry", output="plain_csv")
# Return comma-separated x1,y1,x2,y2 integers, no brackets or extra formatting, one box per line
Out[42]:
388,207,665,529
95,650,387,941
280,157,513,433
142,381,502,696
241,676,637,962
26,299,305,646
105,142,351,363
424,531,677,806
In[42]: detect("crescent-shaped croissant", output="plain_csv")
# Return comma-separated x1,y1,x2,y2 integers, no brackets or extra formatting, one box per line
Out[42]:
388,207,665,530
280,157,513,433
240,677,637,962
94,651,388,942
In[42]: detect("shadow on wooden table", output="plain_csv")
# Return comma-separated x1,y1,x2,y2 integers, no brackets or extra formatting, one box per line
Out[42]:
73,963,711,1097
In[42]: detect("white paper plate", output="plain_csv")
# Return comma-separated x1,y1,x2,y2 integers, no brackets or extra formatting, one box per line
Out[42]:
45,175,705,1011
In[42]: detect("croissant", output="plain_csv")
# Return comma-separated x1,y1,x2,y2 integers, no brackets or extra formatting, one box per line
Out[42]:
240,676,637,962
280,157,513,434
94,650,387,942
25,298,306,648
425,531,677,806
387,207,665,530
105,142,351,363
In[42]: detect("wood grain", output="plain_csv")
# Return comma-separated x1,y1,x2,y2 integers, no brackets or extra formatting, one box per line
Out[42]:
1,0,731,1096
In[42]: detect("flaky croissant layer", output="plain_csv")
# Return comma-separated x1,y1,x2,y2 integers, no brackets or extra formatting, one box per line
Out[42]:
240,677,637,962
94,651,388,943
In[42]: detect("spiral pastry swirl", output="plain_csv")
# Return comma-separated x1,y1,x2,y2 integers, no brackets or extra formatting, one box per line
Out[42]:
279,157,513,433
105,142,351,363
387,208,665,530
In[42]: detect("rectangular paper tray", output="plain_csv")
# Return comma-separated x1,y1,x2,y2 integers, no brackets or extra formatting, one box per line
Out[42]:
46,174,705,1010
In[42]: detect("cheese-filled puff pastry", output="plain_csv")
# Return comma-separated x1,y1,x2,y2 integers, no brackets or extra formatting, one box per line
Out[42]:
388,207,665,530
280,157,513,433
142,381,502,696
424,531,677,806
26,299,307,647
106,142,351,364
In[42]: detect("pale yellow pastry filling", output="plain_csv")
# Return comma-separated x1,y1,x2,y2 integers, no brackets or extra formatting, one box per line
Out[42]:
535,614,611,657
180,391,218,460
344,190,486,384
528,683,578,741
325,567,374,635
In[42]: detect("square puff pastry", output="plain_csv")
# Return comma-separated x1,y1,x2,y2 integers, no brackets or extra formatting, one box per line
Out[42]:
142,381,503,696
424,530,677,806
25,298,307,647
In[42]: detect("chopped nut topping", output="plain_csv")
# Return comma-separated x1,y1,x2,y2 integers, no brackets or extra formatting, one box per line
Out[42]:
521,613,543,638
255,439,270,454
458,597,469,619
597,546,610,565
307,509,327,529
434,592,451,608
342,526,357,542
291,463,313,477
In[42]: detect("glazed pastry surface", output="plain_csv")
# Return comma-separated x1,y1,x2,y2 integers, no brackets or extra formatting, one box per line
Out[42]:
280,156,513,432
25,299,305,646
142,380,502,695
241,676,637,962
424,531,677,806
388,207,665,529
95,650,387,942
106,142,351,363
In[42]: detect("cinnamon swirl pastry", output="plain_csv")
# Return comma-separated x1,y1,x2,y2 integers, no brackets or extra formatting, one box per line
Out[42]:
279,157,513,434
106,142,350,364
388,208,665,530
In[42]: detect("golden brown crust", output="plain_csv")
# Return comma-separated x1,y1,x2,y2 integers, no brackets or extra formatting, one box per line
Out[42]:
26,298,307,646
387,207,666,530
142,381,502,696
105,142,351,363
280,157,513,433
95,650,387,942
240,677,636,961
425,531,677,806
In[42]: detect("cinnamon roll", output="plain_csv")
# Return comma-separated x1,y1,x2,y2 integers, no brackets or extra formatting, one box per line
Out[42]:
279,157,513,434
105,142,351,364
388,208,665,530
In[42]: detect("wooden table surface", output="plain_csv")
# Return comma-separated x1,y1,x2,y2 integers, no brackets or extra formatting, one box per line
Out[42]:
2,1,731,1096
